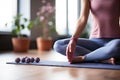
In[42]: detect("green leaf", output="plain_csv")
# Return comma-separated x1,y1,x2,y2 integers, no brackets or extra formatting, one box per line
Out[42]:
21,24,25,29
27,21,33,30
12,28,20,35
12,29,17,35
15,18,20,27
24,18,28,22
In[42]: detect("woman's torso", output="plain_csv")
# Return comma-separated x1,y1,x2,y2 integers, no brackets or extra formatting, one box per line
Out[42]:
89,0,120,38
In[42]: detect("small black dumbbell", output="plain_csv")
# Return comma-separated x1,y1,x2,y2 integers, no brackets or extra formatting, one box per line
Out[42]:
15,57,21,63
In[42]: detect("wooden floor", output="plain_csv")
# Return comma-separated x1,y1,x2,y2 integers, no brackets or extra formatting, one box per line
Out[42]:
0,50,120,80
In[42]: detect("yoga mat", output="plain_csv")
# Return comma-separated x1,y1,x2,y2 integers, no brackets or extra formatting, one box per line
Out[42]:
6,60,120,70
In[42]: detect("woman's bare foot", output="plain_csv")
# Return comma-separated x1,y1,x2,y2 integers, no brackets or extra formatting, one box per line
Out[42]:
70,56,85,64
101,58,115,64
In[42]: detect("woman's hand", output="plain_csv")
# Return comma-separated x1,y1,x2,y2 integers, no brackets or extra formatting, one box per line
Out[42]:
66,39,77,63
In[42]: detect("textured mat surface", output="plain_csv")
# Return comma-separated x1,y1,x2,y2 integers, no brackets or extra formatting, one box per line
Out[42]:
6,60,120,70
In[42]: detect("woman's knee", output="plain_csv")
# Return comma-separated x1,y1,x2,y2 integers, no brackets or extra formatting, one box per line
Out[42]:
53,39,66,50
106,39,120,47
53,40,67,55
53,40,61,51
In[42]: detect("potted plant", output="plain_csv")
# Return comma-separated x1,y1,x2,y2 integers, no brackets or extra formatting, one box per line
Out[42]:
6,14,33,52
35,0,56,51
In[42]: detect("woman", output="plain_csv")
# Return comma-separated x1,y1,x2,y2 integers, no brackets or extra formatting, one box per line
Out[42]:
54,0,120,64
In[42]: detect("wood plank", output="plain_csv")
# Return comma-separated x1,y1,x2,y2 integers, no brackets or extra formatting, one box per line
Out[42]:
0,50,120,80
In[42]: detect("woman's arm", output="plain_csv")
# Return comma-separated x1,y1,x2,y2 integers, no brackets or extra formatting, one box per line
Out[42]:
66,0,90,63
72,0,90,38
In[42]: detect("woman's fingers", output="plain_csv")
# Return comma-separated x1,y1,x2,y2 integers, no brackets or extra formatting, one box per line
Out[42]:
66,46,73,62
69,44,72,52
68,49,72,62
66,46,70,61
66,40,76,63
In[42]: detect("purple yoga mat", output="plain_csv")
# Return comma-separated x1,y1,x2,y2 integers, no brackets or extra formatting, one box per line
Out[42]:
6,60,120,70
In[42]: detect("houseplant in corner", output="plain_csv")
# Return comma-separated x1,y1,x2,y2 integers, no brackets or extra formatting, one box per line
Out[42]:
35,0,56,51
6,14,33,52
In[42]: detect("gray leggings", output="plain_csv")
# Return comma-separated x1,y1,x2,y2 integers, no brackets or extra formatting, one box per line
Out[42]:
53,38,120,61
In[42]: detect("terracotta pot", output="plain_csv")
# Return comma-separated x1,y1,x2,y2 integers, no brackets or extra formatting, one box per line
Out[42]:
36,37,53,51
12,37,30,52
